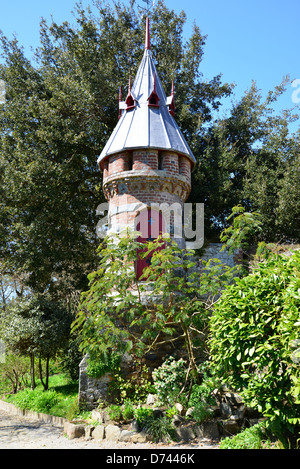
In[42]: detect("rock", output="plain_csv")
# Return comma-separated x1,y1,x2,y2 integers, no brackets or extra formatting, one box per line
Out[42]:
185,407,195,418
131,419,140,432
130,431,152,443
85,424,95,439
172,415,185,427
224,392,243,406
174,403,185,416
221,419,241,436
64,422,85,440
175,424,195,441
211,405,221,418
146,394,159,406
119,430,151,443
153,408,164,419
119,430,136,442
220,402,232,418
91,409,103,423
92,425,105,441
105,424,121,441
195,421,220,440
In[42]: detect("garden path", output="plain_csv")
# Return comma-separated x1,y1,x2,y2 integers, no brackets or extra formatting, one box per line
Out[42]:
0,408,219,450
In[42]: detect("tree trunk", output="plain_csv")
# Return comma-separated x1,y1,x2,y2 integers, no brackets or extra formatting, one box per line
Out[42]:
30,353,36,390
45,356,49,391
180,321,200,385
39,357,49,391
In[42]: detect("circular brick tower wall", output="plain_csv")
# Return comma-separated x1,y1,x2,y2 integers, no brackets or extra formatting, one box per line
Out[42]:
100,149,191,238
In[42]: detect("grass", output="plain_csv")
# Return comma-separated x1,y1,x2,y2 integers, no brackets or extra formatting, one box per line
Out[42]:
219,423,274,449
4,373,86,420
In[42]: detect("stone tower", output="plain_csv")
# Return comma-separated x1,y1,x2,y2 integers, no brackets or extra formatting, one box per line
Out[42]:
97,18,196,275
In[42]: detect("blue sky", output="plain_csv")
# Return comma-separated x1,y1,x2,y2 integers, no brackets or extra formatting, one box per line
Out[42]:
1,0,299,132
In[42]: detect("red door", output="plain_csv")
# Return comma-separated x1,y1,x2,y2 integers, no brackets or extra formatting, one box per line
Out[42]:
136,208,165,280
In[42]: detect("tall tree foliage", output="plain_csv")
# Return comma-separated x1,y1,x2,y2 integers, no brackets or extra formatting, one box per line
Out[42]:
0,0,232,298
0,0,298,304
192,80,300,242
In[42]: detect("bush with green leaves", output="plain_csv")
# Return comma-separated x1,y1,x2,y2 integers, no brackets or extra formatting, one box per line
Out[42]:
107,404,123,422
152,356,188,405
122,400,135,421
0,354,30,395
219,422,273,449
133,407,154,428
143,415,176,443
209,250,300,446
187,378,217,423
108,365,152,404
73,231,238,384
6,388,59,413
86,351,121,379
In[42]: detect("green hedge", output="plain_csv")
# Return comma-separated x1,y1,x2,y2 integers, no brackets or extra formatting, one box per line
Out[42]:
210,250,300,446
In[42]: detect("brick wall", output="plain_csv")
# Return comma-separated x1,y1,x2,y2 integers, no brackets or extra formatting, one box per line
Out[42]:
162,151,179,175
108,152,130,175
179,156,191,181
133,150,158,171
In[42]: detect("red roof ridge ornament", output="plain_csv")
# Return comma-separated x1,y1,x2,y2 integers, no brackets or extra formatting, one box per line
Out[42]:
145,16,151,50
125,75,135,111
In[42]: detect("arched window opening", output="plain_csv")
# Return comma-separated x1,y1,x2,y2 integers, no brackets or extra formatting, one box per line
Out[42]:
126,94,135,110
135,207,166,280
148,90,160,107
158,152,164,170
125,75,135,111
148,73,160,108
127,153,133,171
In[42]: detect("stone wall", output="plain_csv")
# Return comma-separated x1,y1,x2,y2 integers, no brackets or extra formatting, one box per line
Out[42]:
78,356,114,410
200,243,242,268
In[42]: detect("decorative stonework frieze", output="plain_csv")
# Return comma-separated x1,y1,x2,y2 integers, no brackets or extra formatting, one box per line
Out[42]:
103,173,191,202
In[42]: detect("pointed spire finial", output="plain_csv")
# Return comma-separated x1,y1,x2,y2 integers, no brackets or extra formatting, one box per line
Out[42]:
145,16,151,50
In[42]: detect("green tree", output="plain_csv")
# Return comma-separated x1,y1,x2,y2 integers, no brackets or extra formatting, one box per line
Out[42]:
1,295,72,390
0,0,233,299
72,230,238,390
191,79,300,242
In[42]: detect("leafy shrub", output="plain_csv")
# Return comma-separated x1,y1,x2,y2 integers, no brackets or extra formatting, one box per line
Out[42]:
122,400,134,421
133,406,177,443
109,365,152,404
189,403,214,423
0,354,29,394
189,382,216,408
107,404,123,422
165,406,178,419
7,388,58,413
34,390,59,412
209,251,300,445
152,356,187,405
219,423,273,449
87,351,121,378
133,407,154,428
143,415,176,443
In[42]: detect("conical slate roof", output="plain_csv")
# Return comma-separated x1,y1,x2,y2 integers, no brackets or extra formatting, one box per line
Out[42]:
98,19,196,167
